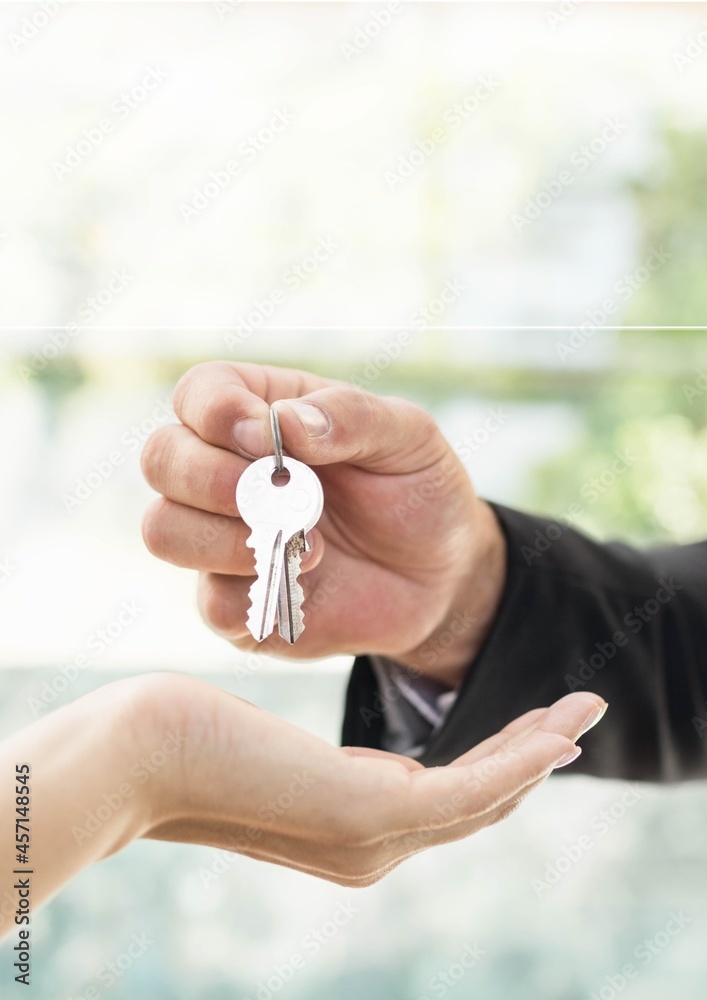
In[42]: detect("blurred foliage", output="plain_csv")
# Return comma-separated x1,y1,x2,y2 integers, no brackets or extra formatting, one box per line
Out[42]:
15,355,87,402
525,121,707,545
530,406,707,545
626,127,707,327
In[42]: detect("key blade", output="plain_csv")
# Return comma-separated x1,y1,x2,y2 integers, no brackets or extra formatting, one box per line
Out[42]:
246,528,285,642
278,532,306,644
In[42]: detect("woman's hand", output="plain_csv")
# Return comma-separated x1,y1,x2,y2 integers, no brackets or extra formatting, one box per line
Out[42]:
1,673,606,934
146,677,605,886
140,362,506,688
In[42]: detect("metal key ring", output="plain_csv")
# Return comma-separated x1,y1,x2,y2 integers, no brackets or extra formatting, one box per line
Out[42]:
270,405,284,474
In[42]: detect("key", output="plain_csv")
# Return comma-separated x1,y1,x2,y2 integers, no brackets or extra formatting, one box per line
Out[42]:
236,454,323,643
278,530,307,644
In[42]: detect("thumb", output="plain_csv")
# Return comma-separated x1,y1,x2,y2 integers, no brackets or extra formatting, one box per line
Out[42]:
272,386,448,474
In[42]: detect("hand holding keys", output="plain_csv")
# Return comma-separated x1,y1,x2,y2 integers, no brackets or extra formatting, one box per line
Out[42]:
236,405,324,644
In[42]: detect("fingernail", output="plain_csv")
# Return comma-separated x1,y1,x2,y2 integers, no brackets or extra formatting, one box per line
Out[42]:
232,416,268,458
553,746,582,769
281,400,330,437
579,702,609,737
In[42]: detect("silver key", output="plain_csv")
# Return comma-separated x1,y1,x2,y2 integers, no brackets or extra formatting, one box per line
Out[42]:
278,530,307,643
236,455,323,643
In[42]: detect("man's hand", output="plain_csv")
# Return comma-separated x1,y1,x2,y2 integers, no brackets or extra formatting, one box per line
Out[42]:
141,362,506,687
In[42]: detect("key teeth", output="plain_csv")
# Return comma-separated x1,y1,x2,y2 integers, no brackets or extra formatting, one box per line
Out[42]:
246,530,278,642
245,528,309,644
245,605,265,642
246,595,266,642
287,537,306,642
290,574,306,642
277,536,306,644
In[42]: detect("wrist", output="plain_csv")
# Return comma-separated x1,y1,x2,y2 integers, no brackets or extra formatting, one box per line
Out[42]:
107,673,196,843
81,678,167,856
393,499,506,688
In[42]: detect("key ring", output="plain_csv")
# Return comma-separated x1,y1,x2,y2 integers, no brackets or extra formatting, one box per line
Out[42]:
270,405,284,474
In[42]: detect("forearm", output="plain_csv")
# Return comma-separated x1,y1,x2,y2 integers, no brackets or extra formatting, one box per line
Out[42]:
0,680,154,940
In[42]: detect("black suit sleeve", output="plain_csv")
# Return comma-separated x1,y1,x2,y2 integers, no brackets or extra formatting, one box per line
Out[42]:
342,504,707,781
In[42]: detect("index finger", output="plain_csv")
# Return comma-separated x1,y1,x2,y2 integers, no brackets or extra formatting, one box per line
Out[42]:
172,361,339,453
449,692,607,770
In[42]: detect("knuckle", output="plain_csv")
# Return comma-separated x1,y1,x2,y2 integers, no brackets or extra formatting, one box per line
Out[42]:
175,364,239,443
338,386,376,424
141,498,169,557
172,363,210,417
395,396,439,437
198,384,238,441
205,459,239,515
140,425,174,487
